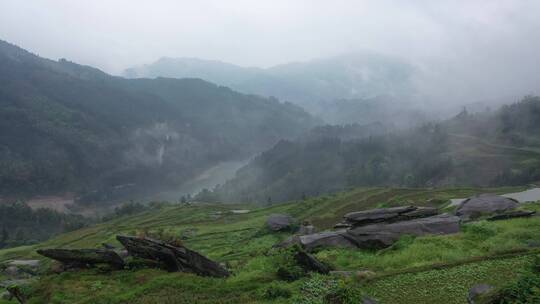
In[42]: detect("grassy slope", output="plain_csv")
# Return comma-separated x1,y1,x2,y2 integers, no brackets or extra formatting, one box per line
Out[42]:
1,186,538,304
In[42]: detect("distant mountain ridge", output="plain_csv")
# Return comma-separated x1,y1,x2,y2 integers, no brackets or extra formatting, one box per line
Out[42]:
0,39,319,201
123,52,416,113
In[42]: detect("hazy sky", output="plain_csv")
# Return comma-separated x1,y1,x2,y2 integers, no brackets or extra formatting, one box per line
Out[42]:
1,0,539,100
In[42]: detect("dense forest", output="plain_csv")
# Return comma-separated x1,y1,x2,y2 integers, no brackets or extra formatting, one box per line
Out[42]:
0,40,319,202
0,202,87,249
199,96,540,203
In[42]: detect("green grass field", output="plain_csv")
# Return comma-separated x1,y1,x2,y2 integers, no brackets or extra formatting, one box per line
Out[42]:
1,186,539,304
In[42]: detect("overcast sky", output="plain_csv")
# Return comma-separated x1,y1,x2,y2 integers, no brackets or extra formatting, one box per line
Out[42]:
1,0,539,101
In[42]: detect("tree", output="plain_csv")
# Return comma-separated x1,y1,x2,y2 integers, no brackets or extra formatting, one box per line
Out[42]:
0,226,8,248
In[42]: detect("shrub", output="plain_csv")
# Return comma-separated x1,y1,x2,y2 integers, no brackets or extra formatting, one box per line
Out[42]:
489,255,540,303
262,282,292,299
463,221,498,240
135,227,183,247
324,280,364,304
275,246,305,281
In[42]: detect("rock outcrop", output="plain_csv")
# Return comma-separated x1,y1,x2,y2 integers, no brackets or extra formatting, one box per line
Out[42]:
36,248,125,269
456,194,519,220
282,206,460,251
344,214,460,249
267,214,296,231
298,232,356,251
116,235,230,277
486,210,536,221
336,206,438,228
343,206,438,226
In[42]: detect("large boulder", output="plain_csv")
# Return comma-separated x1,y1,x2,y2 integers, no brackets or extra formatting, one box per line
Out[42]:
299,232,357,251
36,248,125,269
343,206,438,227
267,214,296,231
116,235,229,277
345,214,460,249
456,194,519,220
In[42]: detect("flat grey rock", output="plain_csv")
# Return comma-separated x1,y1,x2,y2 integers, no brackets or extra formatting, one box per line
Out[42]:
487,210,536,221
456,194,519,220
299,231,356,251
345,214,460,249
343,206,438,227
344,206,416,223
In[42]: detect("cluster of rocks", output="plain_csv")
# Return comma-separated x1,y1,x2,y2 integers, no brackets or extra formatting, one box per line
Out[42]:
274,193,536,252
35,235,229,278
280,206,460,252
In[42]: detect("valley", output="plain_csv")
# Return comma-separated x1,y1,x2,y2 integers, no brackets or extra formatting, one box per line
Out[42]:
1,2,540,302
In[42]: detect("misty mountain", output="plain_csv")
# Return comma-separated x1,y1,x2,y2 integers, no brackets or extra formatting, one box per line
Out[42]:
0,40,319,202
123,52,416,114
200,97,540,203
319,96,430,127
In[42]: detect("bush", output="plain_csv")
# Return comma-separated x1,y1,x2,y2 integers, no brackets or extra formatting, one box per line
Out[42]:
136,227,183,247
489,255,540,304
262,282,292,299
275,246,305,281
324,280,365,304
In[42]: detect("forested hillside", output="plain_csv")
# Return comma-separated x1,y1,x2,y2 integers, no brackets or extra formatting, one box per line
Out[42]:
0,40,319,202
203,97,540,203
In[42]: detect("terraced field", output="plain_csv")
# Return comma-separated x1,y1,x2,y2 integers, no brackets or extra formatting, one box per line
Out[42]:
1,186,539,304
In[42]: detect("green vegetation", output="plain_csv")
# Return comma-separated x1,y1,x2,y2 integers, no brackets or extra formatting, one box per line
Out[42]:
1,187,539,303
0,39,318,200
0,201,88,249
205,96,540,204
